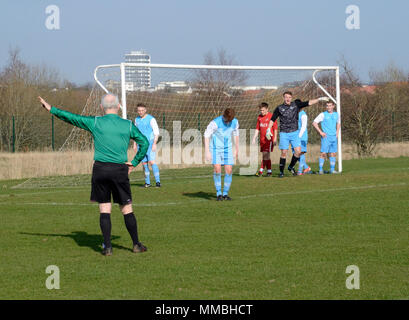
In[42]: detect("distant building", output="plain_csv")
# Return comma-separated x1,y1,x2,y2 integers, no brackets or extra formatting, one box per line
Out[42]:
230,85,278,91
155,81,192,94
124,50,151,91
105,79,121,92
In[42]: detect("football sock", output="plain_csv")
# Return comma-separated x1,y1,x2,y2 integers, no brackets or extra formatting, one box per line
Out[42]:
260,159,264,170
279,158,286,174
143,164,150,185
213,173,222,196
124,212,139,246
304,157,309,169
289,155,300,169
152,163,160,183
298,154,305,173
99,213,112,249
223,173,232,196
319,158,325,171
329,157,336,172
266,160,272,171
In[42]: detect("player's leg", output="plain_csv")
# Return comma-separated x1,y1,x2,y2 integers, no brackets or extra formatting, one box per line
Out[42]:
329,153,336,173
113,164,147,253
257,142,267,176
319,153,327,174
301,140,312,174
149,160,160,187
142,162,151,187
222,165,233,200
319,136,329,174
211,146,224,200
278,132,290,177
120,204,147,253
288,132,301,175
256,153,264,177
264,150,272,176
99,203,112,255
90,161,113,255
142,142,153,187
329,136,338,173
213,163,223,200
298,152,305,175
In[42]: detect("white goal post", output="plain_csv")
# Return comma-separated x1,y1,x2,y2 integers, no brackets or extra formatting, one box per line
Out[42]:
94,63,342,172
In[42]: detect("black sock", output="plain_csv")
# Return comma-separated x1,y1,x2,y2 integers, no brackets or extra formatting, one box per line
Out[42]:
279,158,286,173
124,213,139,246
289,155,300,169
100,213,112,249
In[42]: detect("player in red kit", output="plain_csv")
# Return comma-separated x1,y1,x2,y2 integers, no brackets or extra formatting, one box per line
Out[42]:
252,102,278,176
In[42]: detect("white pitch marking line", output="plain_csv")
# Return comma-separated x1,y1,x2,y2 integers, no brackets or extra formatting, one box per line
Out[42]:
2,182,407,208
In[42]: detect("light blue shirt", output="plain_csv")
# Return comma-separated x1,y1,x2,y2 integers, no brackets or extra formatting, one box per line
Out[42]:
205,116,239,151
321,111,339,136
135,114,155,142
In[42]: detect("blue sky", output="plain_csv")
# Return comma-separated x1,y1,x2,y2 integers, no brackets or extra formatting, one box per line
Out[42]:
0,0,408,84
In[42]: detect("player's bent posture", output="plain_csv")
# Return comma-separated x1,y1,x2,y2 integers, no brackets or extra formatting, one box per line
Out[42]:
38,94,149,256
204,108,239,201
133,103,161,188
252,102,278,177
312,100,340,174
294,107,312,175
267,91,329,178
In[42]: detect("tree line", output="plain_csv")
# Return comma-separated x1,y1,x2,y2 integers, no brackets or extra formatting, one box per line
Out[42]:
0,48,408,157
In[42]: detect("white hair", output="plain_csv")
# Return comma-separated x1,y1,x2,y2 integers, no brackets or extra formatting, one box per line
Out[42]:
101,94,119,110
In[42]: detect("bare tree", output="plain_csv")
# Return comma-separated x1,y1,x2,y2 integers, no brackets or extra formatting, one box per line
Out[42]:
191,48,248,116
369,62,407,85
338,56,390,156
0,47,88,151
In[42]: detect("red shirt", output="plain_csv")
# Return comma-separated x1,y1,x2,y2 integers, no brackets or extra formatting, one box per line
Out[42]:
257,112,278,144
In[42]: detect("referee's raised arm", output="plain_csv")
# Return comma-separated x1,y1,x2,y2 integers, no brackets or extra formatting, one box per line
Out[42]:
38,94,149,256
38,96,95,131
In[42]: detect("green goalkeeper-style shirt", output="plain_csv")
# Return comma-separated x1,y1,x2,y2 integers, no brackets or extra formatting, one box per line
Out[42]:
50,106,149,167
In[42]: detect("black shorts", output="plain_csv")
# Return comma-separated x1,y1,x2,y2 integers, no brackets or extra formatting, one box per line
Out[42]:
90,161,132,205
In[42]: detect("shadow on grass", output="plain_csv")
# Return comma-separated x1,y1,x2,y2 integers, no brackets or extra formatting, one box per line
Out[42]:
20,231,132,253
182,191,215,200
130,182,146,187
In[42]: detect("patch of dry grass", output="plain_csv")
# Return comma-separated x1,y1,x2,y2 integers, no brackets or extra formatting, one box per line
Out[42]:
1,142,408,180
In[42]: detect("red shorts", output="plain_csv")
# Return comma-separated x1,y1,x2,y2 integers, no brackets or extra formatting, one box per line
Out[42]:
260,140,274,153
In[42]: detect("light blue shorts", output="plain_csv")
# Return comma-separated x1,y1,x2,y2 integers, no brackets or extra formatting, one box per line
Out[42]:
212,149,233,166
279,131,301,150
321,135,338,153
292,140,308,153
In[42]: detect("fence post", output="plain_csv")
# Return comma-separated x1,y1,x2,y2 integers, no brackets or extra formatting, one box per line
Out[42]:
162,114,165,130
391,111,395,143
51,115,55,151
198,113,201,132
12,115,15,153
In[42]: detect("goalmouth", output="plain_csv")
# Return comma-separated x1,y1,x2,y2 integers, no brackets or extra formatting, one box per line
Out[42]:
93,63,342,173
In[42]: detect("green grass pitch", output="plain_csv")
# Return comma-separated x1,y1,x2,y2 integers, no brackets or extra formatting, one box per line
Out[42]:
0,157,408,299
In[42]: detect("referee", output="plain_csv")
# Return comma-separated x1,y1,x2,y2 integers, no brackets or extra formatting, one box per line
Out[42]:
38,94,149,256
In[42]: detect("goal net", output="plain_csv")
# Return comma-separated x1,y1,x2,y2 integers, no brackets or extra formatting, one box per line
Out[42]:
14,63,340,188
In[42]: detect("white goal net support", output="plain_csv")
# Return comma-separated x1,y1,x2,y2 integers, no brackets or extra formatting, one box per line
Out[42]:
14,63,341,188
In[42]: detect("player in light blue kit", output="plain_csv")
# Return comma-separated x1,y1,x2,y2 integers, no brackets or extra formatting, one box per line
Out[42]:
133,103,161,187
204,108,239,201
292,106,312,175
312,100,341,174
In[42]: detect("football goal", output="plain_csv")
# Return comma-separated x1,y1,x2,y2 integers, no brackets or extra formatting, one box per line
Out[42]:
14,63,341,188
